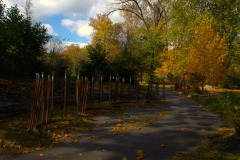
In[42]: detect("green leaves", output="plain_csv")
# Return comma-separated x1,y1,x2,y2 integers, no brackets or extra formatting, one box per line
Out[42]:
0,1,50,78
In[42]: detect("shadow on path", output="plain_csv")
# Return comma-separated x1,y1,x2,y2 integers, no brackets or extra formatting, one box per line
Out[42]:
0,90,222,160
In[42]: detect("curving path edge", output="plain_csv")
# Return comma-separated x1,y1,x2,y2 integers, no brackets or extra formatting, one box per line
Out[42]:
0,90,222,160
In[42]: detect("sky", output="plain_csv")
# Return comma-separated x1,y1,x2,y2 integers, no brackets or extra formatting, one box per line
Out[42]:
4,0,124,47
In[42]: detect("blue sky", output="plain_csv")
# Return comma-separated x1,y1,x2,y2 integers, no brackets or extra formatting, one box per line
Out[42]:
4,0,124,47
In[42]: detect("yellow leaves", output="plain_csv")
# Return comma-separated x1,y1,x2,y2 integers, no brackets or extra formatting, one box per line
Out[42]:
118,119,123,123
79,154,83,156
174,152,188,157
35,147,42,151
103,121,107,124
116,123,122,127
234,106,239,110
160,144,165,147
23,150,29,154
122,157,128,160
136,150,146,160
181,128,188,131
130,116,137,119
86,135,98,140
52,131,78,143
39,153,44,156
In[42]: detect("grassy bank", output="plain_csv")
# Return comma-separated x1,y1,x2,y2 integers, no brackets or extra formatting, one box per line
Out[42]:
175,93,240,160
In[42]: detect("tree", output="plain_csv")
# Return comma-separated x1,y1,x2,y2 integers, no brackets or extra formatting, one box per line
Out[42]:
89,14,124,61
0,2,51,78
108,0,170,81
22,0,33,21
187,18,228,89
168,0,240,88
62,44,87,74
80,43,110,79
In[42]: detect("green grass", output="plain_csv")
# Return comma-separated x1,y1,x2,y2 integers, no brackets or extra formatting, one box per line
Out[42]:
175,94,240,160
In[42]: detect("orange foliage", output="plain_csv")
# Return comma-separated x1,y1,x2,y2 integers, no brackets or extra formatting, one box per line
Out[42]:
187,20,228,84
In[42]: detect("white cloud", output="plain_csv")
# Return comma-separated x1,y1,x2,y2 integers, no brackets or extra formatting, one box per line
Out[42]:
61,19,93,39
43,24,58,36
65,41,88,48
4,0,124,43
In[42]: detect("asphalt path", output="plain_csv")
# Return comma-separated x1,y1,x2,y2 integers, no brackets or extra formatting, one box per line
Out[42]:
0,90,222,160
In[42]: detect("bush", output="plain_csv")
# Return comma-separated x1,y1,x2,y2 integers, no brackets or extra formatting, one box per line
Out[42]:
221,76,240,89
218,92,240,135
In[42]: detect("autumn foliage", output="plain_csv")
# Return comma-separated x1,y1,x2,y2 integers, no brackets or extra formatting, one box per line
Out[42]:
187,20,228,85
157,18,228,89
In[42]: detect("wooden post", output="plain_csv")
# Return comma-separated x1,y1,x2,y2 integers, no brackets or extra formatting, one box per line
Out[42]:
50,71,54,120
137,76,139,103
109,75,112,107
40,72,45,137
76,72,79,118
91,76,94,108
83,78,88,113
129,76,132,102
63,70,67,119
100,76,103,108
45,75,51,137
29,73,38,132
162,79,166,99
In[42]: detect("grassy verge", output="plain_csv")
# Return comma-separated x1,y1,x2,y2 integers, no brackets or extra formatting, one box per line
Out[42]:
174,94,240,160
0,99,167,155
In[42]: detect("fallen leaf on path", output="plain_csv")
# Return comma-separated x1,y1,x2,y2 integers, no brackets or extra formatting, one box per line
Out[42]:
174,152,188,157
181,128,187,131
118,119,123,123
35,147,42,151
161,144,165,147
116,123,122,127
103,121,107,124
23,150,29,154
39,153,44,156
122,157,128,160
136,150,146,160
79,154,82,156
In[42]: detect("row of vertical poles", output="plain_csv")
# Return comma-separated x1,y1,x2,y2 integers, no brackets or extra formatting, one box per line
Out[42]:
87,75,140,109
146,80,160,102
76,76,89,116
29,72,53,137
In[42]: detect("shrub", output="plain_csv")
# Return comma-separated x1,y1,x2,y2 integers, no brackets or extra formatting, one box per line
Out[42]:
218,92,240,136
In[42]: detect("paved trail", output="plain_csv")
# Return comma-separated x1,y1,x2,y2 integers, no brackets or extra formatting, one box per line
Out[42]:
0,90,222,160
